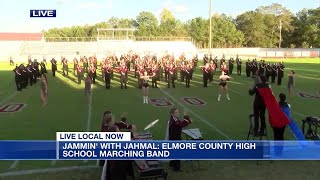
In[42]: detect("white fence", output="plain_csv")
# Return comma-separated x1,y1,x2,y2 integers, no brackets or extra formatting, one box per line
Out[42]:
198,48,320,59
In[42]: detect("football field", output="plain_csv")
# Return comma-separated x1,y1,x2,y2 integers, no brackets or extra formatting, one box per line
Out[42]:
0,58,320,180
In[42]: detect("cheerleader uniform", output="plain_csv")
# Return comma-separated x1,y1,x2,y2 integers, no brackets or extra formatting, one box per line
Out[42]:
142,79,149,88
219,78,227,87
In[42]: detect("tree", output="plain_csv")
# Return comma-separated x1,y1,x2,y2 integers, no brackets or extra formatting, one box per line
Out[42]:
256,3,294,47
135,11,158,36
186,17,208,48
158,8,177,36
211,14,244,48
107,17,119,28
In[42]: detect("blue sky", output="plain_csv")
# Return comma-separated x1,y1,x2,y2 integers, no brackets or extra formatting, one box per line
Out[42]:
0,0,319,32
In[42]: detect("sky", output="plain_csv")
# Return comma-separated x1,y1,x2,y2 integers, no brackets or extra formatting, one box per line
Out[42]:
0,0,319,32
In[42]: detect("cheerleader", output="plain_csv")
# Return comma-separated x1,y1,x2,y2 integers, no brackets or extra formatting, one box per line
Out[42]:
140,71,152,104
217,71,232,101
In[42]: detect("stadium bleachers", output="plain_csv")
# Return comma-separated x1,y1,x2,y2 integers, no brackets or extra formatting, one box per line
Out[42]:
7,40,197,61
0,41,24,60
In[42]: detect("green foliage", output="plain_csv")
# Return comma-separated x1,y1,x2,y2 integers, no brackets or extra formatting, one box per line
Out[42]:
43,6,320,48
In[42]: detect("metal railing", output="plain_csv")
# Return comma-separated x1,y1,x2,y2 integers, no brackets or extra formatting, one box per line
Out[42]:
134,36,192,41
45,37,96,42
97,36,135,41
44,36,193,42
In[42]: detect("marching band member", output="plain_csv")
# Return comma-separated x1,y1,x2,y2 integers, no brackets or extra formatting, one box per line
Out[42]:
89,64,96,84
245,59,251,77
271,63,277,83
228,58,234,75
40,60,47,75
180,62,186,82
217,71,232,101
277,62,285,85
236,58,242,75
119,64,128,89
266,63,272,82
192,55,198,70
252,60,258,76
104,62,112,89
13,64,22,91
26,62,33,86
167,64,175,88
220,61,228,74
62,58,68,76
50,58,57,77
201,63,210,87
21,64,28,88
73,58,78,75
258,60,265,75
185,64,193,88
209,60,216,82
76,63,83,84
83,56,88,73
151,64,158,88
100,60,105,79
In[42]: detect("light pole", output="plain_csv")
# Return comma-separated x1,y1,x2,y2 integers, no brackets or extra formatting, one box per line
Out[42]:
209,0,212,53
279,20,282,48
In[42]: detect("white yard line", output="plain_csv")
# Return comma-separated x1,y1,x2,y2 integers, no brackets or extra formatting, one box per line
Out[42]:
159,88,232,140
84,94,93,163
86,94,92,132
8,161,19,170
0,165,98,177
0,91,18,105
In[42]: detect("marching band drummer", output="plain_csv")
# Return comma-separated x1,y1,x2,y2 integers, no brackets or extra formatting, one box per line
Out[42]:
115,113,137,132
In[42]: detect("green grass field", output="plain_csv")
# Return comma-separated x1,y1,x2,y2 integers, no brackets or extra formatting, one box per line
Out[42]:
0,58,320,180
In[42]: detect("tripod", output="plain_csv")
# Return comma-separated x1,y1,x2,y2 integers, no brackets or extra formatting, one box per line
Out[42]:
247,114,269,140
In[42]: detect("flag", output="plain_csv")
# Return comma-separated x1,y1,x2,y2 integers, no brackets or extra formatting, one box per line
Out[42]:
281,106,306,141
257,88,290,128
